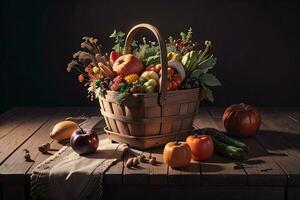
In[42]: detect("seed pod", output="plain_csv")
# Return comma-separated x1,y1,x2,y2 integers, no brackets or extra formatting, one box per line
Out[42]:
24,153,31,161
139,155,147,163
38,143,50,154
149,157,156,165
125,158,134,168
132,157,139,166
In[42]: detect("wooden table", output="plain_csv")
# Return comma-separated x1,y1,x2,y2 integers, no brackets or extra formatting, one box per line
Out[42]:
0,107,299,200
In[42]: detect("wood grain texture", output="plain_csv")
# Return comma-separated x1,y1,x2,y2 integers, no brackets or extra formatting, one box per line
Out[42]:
0,107,78,182
168,159,200,185
123,149,150,185
210,107,300,186
257,127,300,185
1,107,300,200
0,107,57,165
242,138,287,186
149,147,168,185
195,108,247,185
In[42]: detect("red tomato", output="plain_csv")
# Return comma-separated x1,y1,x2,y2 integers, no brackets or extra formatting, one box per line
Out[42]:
160,67,182,91
145,65,155,71
186,134,214,161
155,64,161,73
167,67,175,76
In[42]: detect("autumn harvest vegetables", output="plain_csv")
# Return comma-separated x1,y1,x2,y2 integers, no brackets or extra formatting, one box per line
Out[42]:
186,134,214,161
222,103,262,138
163,140,191,168
67,27,221,103
193,128,250,160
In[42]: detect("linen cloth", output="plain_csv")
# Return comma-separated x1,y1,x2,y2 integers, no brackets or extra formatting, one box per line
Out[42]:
31,138,127,200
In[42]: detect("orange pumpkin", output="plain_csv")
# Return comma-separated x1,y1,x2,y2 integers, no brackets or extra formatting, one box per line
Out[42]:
186,134,214,161
112,54,143,76
163,140,191,168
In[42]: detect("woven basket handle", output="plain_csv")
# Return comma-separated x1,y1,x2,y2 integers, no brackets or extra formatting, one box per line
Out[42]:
125,23,167,106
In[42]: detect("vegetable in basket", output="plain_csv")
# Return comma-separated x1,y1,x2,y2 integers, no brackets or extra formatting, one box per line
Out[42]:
66,26,221,103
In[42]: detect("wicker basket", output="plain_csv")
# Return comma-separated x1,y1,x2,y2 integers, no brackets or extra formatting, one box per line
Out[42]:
100,23,201,149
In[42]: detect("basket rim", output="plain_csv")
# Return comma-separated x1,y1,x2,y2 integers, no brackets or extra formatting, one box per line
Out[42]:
104,126,194,140
105,87,201,97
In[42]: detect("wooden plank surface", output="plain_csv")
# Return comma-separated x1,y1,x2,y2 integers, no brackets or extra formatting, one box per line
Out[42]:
149,147,168,185
194,109,247,185
0,107,300,200
207,107,288,186
256,110,300,186
0,107,57,165
0,107,78,182
168,159,200,185
123,149,150,185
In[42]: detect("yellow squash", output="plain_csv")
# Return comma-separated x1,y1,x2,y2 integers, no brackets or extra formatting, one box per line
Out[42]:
50,121,79,141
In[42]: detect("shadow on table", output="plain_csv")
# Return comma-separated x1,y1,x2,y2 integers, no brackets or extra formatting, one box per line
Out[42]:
81,149,124,159
199,130,300,166
254,130,300,152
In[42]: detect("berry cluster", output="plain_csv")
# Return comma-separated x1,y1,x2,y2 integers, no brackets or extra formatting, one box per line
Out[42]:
129,80,145,94
173,39,198,55
181,77,200,89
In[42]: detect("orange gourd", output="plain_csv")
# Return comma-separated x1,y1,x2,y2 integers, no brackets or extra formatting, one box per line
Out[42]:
163,140,191,168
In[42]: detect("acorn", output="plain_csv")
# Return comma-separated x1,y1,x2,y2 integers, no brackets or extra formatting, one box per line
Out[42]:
139,155,147,163
125,158,134,168
38,143,50,154
149,157,156,165
23,149,31,161
132,157,139,166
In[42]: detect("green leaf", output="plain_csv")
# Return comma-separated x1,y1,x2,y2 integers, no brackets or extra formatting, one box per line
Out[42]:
190,69,201,79
119,82,130,92
199,73,222,87
135,44,159,62
131,40,138,48
203,87,214,102
180,32,186,41
145,55,160,66
167,44,177,54
186,27,193,41
117,31,125,38
116,92,130,105
110,30,117,38
112,44,121,52
168,36,173,43
198,57,217,73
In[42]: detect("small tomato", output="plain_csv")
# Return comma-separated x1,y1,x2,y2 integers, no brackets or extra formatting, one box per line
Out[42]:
186,134,214,161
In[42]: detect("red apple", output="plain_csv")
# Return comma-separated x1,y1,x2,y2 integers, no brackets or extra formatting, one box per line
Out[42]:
70,128,99,155
145,64,161,74
112,54,143,76
109,51,120,66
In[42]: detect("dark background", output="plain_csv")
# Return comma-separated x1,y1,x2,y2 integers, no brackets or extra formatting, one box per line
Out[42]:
0,0,299,112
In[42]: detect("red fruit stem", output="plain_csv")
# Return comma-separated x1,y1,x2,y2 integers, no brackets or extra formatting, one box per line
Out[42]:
78,125,84,133
175,137,180,145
